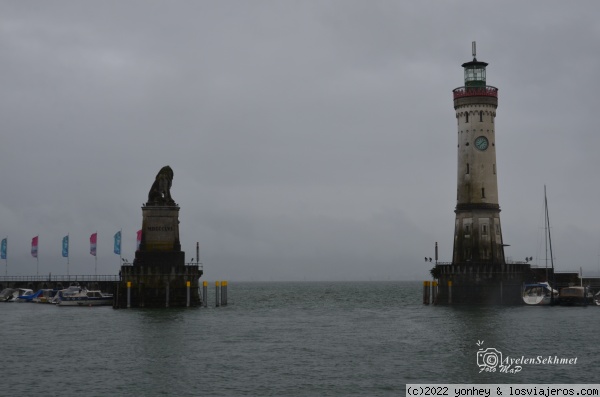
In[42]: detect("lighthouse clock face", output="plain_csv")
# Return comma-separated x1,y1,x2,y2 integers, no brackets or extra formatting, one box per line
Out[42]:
475,136,489,151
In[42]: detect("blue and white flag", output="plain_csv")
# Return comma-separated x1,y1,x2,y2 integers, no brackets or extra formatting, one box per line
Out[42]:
62,235,69,258
114,231,121,255
1,238,6,260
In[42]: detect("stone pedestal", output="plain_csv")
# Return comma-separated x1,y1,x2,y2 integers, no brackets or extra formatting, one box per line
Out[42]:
139,206,181,252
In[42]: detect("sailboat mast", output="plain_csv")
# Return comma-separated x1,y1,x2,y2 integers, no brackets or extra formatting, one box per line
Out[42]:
545,185,556,304
544,187,548,280
545,186,555,272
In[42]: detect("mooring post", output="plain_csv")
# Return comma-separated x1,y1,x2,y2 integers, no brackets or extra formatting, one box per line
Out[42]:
215,281,221,307
500,280,503,304
429,281,433,304
126,281,132,308
186,280,190,307
203,280,208,307
448,280,452,304
432,281,438,304
166,282,170,308
423,281,430,304
221,280,227,306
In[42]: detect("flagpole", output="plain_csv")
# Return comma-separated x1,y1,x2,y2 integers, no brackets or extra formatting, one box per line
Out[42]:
119,228,122,269
67,234,70,276
4,237,7,277
95,231,98,276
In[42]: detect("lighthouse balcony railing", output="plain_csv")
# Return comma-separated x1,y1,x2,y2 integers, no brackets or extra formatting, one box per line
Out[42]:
453,85,498,99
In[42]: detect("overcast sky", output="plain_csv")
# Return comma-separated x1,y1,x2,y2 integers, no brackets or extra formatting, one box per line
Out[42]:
1,1,599,281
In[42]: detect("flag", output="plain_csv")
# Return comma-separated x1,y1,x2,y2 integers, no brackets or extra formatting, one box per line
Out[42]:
31,236,38,258
114,231,121,255
136,229,142,250
62,235,69,258
90,233,97,256
1,238,6,260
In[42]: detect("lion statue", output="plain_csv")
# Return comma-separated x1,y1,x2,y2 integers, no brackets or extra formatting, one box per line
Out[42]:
147,165,175,205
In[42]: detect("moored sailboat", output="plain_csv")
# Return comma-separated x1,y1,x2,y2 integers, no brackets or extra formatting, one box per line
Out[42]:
523,282,558,305
523,186,558,305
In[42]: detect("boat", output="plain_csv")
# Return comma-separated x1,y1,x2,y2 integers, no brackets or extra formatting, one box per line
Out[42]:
0,288,16,302
559,286,593,306
56,289,113,306
32,289,59,303
50,285,85,304
14,288,58,303
0,288,34,302
15,290,42,302
594,291,600,306
523,186,558,305
523,282,559,305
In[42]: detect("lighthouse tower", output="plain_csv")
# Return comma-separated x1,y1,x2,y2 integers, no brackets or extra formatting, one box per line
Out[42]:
431,43,532,305
452,42,505,266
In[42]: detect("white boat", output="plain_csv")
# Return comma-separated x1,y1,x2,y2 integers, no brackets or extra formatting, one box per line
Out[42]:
523,282,559,305
0,288,34,302
0,288,16,302
594,291,600,306
56,289,113,306
50,285,85,304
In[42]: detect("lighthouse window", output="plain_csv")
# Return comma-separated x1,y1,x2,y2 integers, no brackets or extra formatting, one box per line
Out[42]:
496,224,500,235
493,164,496,174
466,163,470,174
479,111,483,122
481,188,485,198
465,113,469,123
482,225,488,235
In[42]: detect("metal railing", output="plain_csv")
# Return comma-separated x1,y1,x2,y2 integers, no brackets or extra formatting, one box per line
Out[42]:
434,261,529,266
121,262,203,269
453,85,498,99
0,275,120,282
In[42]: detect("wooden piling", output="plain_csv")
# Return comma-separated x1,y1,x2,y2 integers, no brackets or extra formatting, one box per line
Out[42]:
202,280,208,308
215,281,221,307
127,281,131,308
221,280,227,306
165,283,170,308
186,280,191,307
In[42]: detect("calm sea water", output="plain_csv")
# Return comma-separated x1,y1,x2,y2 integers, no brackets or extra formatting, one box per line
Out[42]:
2,281,600,396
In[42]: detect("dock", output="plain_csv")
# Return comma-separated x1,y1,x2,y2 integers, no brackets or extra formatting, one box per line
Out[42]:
0,275,120,295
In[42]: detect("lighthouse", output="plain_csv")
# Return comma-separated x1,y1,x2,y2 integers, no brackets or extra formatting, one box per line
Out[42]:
431,43,532,305
452,42,505,266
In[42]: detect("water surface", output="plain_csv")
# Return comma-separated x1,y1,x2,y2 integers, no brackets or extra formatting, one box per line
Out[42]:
3,282,599,396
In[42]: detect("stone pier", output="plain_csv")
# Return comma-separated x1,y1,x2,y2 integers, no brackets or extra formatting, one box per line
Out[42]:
432,262,531,305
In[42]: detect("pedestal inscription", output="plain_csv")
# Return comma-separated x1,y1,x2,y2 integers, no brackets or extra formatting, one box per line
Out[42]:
140,206,181,252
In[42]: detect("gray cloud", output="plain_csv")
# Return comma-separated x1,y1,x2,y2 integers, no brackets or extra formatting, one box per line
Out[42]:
1,1,599,280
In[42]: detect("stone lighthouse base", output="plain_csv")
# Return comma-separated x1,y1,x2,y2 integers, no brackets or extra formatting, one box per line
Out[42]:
433,262,532,305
